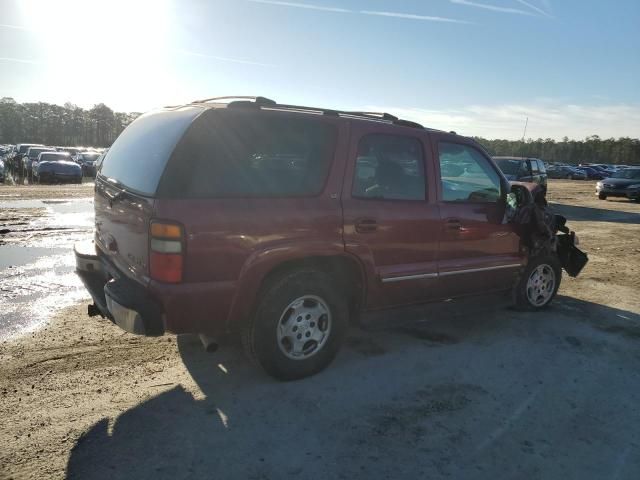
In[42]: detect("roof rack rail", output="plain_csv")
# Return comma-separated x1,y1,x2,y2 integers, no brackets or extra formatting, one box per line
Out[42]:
345,111,399,121
191,97,424,129
191,96,276,106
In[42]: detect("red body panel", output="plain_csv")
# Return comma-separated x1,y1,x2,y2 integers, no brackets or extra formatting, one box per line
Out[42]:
341,122,443,308
93,108,527,337
430,132,523,296
94,180,154,286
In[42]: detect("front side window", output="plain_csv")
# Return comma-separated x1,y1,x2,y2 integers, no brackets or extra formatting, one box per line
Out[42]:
352,134,425,201
438,142,501,203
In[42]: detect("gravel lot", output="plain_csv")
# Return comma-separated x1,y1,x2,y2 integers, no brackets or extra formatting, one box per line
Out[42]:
1,179,639,479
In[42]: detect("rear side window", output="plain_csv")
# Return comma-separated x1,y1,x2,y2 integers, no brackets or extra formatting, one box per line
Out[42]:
352,134,425,201
99,107,201,195
158,111,337,198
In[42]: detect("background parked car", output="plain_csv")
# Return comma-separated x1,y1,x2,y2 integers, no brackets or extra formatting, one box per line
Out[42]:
36,154,82,184
24,146,55,182
57,147,81,157
493,156,547,186
547,165,588,180
0,158,5,183
596,168,640,201
574,166,605,180
74,151,101,177
32,151,72,180
10,143,43,182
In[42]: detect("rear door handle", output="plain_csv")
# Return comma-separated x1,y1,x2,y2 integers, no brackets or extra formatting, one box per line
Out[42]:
445,217,462,230
355,218,378,233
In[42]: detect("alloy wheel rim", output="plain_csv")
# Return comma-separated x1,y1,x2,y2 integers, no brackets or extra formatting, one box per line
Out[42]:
526,264,556,307
276,295,332,360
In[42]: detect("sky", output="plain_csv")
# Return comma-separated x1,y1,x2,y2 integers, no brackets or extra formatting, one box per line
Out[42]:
0,0,639,140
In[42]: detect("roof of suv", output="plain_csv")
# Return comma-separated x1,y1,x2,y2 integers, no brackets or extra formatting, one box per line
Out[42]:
493,156,541,161
165,96,450,135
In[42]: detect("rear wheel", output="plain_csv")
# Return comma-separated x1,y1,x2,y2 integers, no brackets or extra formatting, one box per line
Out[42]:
514,256,562,310
598,193,607,200
242,270,348,380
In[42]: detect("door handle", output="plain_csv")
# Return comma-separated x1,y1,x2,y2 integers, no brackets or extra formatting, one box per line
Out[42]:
355,218,378,233
445,217,462,230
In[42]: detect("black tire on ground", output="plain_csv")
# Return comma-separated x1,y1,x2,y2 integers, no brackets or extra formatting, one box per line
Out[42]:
513,255,562,311
598,193,607,200
567,174,573,180
242,269,349,381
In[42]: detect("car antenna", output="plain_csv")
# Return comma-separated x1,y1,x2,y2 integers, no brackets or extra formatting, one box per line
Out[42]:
512,116,529,157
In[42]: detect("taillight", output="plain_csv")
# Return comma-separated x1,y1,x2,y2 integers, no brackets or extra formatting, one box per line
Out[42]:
149,221,184,283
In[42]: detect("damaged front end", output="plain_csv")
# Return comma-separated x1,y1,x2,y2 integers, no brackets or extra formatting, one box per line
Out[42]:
507,182,588,278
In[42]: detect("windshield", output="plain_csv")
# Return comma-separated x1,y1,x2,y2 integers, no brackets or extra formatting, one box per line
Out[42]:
79,153,100,161
19,145,41,154
494,158,525,175
28,148,50,157
612,169,640,179
40,153,69,162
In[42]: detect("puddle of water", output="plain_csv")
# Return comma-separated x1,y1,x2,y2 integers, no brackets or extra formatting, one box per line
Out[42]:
0,197,94,341
0,245,61,269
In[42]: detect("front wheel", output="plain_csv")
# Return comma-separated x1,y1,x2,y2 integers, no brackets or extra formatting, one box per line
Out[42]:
242,270,348,380
513,256,562,310
598,193,607,200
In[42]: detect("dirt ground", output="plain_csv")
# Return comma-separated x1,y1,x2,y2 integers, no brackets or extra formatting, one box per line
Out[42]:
0,182,94,200
1,179,639,479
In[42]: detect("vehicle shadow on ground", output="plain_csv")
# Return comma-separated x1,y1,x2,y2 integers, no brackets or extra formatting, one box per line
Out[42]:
550,202,640,224
66,296,640,480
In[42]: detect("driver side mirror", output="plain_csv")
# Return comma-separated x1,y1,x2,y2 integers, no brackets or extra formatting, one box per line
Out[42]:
508,183,533,208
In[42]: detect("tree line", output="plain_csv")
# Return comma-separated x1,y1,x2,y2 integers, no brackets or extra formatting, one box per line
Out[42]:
0,98,140,148
476,136,640,166
1,98,639,165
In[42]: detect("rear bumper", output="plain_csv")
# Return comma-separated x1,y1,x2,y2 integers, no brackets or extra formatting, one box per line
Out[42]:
74,241,234,336
74,241,165,336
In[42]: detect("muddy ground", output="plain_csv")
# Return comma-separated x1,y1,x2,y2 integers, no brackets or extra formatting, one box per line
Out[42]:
1,179,639,479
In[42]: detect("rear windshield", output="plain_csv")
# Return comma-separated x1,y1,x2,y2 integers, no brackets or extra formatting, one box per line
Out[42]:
158,110,337,198
99,107,202,195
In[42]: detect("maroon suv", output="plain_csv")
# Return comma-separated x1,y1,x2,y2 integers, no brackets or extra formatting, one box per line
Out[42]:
75,96,564,380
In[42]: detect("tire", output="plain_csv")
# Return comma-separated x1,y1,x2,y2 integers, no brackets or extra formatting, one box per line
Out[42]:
598,193,607,200
242,269,349,381
567,174,573,180
513,256,562,310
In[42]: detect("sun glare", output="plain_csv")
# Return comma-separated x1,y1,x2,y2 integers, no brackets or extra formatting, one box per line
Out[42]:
19,0,174,110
